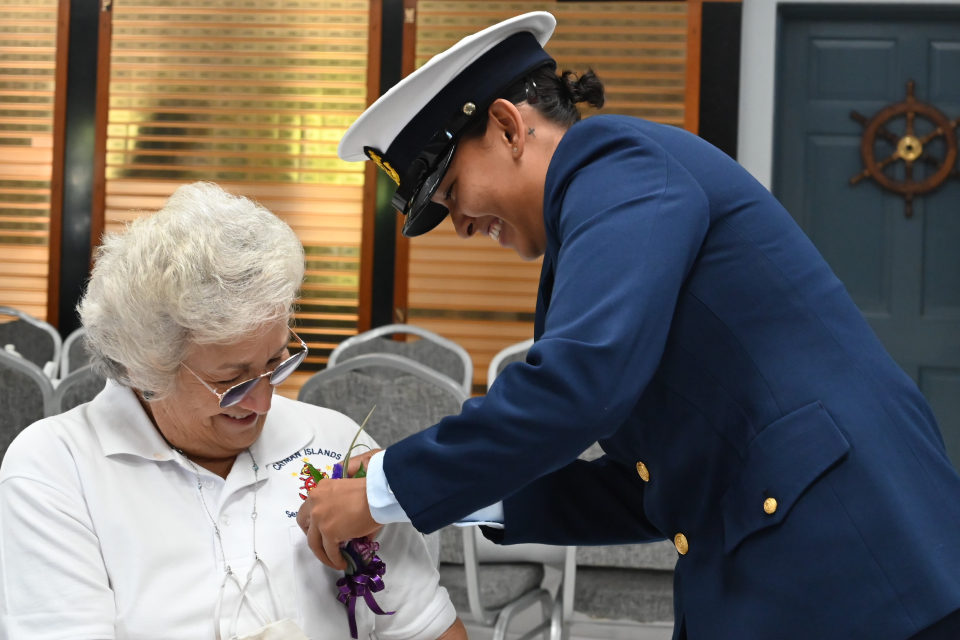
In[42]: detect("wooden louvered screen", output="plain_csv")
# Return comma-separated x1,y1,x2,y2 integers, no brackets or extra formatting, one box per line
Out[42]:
103,0,373,398
404,1,693,393
0,0,60,321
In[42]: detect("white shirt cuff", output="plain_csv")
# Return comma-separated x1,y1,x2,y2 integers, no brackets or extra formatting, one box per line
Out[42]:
366,450,506,528
452,502,505,529
366,450,411,524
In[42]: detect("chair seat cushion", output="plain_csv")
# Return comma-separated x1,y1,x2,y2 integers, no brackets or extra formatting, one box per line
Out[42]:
574,567,674,623
438,525,463,564
439,562,544,612
575,540,677,571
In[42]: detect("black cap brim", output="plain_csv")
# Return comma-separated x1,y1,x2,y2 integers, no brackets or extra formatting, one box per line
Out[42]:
402,201,450,237
399,139,458,237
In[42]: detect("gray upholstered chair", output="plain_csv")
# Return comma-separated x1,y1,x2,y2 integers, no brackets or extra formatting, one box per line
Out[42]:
299,353,466,572
0,306,62,379
299,353,467,451
299,354,554,640
60,327,91,378
0,350,54,461
52,365,107,415
572,543,677,624
486,337,534,389
439,525,556,640
487,338,578,637
488,339,677,626
328,324,473,395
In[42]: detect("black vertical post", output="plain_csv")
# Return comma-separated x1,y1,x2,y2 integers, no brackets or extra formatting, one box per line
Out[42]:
57,0,100,336
370,0,405,328
698,2,742,159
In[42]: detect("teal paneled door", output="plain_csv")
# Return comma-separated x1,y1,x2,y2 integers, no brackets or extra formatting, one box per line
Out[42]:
774,7,960,469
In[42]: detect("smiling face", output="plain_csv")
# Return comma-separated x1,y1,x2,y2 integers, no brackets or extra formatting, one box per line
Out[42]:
431,99,565,261
145,320,291,464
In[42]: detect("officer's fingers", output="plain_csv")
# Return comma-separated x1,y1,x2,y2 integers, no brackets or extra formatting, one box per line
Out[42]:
296,498,311,535
347,448,382,477
306,522,338,569
322,532,347,571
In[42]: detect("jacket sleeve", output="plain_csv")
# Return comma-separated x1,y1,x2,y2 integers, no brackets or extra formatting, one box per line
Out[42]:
488,454,666,546
384,119,711,536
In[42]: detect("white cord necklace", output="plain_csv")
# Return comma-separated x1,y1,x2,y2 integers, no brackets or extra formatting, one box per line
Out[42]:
175,448,260,570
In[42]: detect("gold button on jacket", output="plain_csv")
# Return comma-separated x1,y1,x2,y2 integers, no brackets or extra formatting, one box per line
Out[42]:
675,533,689,555
764,497,778,514
636,461,650,482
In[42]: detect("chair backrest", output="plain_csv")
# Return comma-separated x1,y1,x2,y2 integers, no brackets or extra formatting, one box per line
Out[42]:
61,327,91,377
0,350,54,461
0,306,62,378
52,365,107,415
329,324,473,394
486,338,534,391
299,353,468,449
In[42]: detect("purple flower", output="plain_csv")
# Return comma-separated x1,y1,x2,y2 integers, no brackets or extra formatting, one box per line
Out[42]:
332,463,344,479
350,537,380,565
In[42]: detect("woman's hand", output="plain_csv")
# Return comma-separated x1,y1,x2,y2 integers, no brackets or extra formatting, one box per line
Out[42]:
296,477,382,570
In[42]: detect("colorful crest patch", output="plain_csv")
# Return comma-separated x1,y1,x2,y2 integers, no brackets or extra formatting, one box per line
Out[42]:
364,147,400,185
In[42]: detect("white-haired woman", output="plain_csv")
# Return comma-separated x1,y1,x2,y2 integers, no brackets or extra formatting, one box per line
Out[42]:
0,183,465,640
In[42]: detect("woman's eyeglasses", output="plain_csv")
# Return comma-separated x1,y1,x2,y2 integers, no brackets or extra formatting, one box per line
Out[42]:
182,329,308,408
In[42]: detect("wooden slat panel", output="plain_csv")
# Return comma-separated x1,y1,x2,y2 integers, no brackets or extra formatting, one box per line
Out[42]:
415,2,688,124
104,0,372,394
0,0,58,321
407,2,689,393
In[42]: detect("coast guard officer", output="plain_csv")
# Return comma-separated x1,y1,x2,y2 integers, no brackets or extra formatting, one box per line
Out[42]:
297,13,960,639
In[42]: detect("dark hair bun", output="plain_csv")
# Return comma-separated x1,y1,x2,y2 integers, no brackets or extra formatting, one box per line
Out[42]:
459,65,606,139
561,70,605,109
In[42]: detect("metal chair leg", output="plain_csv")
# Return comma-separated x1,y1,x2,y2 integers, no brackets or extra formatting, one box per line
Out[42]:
549,589,563,640
491,588,553,640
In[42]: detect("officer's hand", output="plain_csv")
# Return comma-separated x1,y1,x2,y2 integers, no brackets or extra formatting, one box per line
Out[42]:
347,448,382,477
297,478,382,570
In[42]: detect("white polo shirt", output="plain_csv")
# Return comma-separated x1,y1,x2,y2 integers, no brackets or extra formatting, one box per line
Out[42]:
0,380,456,640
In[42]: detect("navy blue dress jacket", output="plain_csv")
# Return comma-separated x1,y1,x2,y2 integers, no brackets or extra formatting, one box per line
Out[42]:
384,115,960,639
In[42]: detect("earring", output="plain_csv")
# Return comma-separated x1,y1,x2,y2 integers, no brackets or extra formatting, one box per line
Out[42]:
513,147,518,153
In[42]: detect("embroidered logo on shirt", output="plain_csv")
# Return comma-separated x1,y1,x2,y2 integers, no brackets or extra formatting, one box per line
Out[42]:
272,447,342,471
280,449,343,516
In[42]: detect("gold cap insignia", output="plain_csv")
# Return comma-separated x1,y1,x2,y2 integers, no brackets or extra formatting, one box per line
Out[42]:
364,147,400,185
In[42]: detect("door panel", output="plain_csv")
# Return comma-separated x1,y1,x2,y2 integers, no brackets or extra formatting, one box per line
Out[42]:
923,181,960,317
919,368,960,467
809,39,898,100
775,8,960,469
930,42,960,101
805,134,892,314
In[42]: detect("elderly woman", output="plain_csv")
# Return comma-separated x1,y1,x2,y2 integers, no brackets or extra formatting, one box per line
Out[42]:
0,183,465,640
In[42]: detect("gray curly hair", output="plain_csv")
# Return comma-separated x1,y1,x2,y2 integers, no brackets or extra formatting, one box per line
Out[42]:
79,182,305,399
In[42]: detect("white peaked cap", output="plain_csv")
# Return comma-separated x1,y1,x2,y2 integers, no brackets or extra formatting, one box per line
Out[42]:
337,11,557,164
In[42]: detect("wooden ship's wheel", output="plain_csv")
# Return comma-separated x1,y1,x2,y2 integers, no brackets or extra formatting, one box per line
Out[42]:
850,80,959,217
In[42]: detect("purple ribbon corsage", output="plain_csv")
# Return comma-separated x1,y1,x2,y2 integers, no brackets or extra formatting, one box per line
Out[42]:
299,407,393,638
